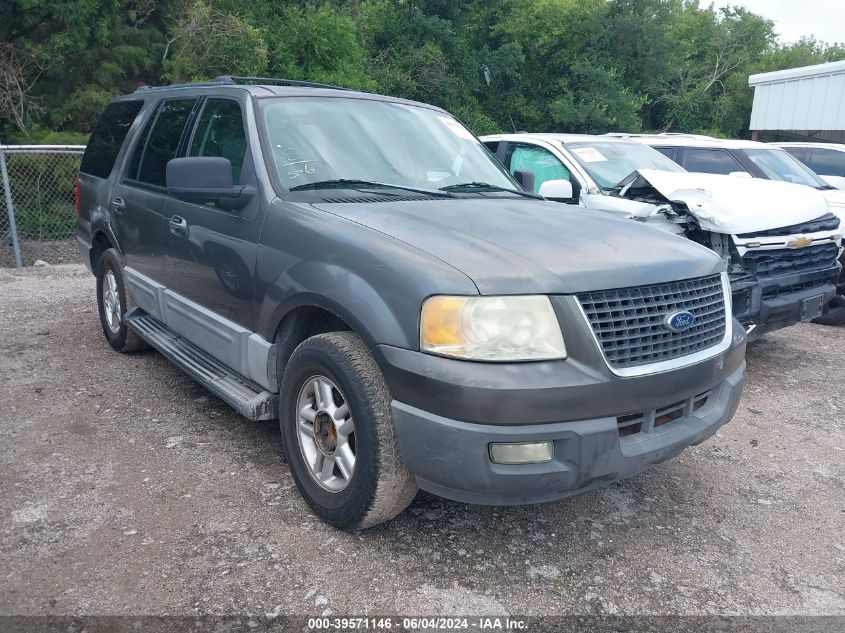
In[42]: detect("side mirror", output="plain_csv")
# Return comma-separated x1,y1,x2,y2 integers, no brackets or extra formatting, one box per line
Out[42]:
538,179,574,201
512,169,536,193
166,157,254,210
728,171,752,178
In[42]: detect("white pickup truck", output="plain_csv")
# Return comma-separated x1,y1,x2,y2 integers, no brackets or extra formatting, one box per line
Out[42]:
481,133,843,338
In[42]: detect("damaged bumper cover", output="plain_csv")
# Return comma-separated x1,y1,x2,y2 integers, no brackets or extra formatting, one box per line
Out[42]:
730,267,839,340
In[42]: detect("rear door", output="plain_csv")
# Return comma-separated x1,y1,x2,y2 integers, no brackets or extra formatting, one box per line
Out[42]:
112,98,199,283
77,100,144,260
163,96,261,329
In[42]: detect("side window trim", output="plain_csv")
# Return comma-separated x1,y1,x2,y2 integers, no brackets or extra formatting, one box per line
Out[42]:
495,141,509,165
180,96,208,158
124,100,164,183
184,95,251,184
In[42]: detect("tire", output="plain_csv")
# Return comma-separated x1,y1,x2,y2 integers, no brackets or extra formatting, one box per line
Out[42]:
812,295,845,326
96,248,148,353
279,332,417,529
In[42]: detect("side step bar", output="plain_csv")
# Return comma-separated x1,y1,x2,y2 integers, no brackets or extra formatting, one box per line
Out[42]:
125,308,278,421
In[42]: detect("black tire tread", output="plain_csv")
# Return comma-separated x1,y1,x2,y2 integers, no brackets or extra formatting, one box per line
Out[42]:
96,249,148,353
281,332,417,529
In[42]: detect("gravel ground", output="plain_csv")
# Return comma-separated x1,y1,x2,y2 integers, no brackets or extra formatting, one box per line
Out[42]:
0,264,843,619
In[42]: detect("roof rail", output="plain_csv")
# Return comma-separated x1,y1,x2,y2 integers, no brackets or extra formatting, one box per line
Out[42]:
213,76,350,91
133,76,350,94
133,78,232,93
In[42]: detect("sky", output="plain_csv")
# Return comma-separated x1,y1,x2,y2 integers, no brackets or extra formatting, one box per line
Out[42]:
704,0,845,45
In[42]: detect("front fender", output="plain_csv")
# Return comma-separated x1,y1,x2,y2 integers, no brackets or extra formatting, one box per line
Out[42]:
257,261,411,350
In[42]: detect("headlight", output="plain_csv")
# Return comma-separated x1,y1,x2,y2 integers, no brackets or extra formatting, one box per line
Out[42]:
420,295,566,361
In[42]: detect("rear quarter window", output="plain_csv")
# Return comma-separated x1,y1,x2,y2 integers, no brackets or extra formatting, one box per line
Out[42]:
679,148,746,175
80,101,144,179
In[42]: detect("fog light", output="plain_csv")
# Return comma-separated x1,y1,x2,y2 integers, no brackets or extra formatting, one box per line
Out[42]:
489,441,554,464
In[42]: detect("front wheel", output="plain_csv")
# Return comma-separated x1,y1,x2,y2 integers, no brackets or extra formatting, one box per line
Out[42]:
279,332,417,529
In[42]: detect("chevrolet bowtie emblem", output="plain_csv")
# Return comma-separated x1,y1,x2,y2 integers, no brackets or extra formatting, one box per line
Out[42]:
787,236,813,249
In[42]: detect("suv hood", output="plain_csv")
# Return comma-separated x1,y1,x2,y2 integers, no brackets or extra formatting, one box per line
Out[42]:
621,169,831,234
311,197,722,295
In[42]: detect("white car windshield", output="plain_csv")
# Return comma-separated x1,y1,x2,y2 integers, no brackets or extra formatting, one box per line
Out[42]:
259,97,518,194
566,141,685,189
741,148,829,189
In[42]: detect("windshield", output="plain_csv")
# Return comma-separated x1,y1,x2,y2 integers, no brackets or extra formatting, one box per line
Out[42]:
741,148,829,189
566,141,685,189
259,97,517,193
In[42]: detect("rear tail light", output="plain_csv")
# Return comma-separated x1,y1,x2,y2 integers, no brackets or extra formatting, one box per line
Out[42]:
74,177,81,216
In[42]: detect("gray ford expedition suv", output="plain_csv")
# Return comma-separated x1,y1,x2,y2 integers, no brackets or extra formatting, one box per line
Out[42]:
76,77,747,529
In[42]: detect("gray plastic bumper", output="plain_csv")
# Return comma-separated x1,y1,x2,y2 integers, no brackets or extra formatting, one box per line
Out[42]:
391,362,745,506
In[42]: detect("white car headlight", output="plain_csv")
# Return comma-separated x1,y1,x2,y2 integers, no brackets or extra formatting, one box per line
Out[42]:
420,295,566,361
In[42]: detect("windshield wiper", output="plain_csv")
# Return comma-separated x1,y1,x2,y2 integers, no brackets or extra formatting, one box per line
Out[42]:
290,179,454,197
439,182,541,199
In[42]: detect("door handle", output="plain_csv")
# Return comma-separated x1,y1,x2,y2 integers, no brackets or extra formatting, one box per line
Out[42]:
111,197,126,213
169,215,188,237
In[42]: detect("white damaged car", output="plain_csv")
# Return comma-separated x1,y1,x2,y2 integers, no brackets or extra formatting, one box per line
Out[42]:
481,133,843,339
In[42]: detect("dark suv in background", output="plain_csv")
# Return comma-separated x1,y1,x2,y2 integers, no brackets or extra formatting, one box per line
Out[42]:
76,77,746,529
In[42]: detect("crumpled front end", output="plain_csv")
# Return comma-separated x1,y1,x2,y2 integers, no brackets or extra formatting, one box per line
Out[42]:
616,170,844,338
727,213,842,337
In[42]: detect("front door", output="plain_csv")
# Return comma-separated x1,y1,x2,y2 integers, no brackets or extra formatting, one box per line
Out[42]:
163,97,262,329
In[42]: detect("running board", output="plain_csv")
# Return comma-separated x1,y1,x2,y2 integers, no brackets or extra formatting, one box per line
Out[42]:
125,308,278,421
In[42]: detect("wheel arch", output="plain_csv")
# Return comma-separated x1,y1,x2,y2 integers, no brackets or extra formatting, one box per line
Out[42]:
89,222,123,272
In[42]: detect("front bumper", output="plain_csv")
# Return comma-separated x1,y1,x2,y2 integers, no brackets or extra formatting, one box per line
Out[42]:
730,266,839,340
376,316,747,506
391,361,745,505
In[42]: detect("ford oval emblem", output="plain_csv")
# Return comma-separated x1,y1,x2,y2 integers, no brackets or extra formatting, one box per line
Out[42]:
665,310,695,332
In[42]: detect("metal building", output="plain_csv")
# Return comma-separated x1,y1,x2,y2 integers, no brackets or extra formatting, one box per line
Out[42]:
748,60,845,143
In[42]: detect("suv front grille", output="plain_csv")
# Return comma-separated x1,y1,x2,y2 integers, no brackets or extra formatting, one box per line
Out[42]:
741,242,839,277
736,212,840,238
578,274,726,370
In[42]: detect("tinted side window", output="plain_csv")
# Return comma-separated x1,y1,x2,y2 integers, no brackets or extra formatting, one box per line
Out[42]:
809,148,845,176
136,99,197,187
80,101,144,178
506,144,570,194
189,99,247,184
680,148,746,175
782,146,808,163
653,146,677,161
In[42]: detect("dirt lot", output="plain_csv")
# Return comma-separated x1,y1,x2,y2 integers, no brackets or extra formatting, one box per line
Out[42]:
1,264,843,619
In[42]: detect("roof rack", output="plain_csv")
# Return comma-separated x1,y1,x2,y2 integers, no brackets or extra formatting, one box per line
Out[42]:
214,76,350,90
133,76,350,94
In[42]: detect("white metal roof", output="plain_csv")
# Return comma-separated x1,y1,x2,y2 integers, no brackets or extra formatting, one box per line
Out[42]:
774,142,845,151
748,60,845,132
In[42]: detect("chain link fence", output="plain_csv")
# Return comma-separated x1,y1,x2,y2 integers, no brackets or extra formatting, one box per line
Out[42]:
1,145,85,267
